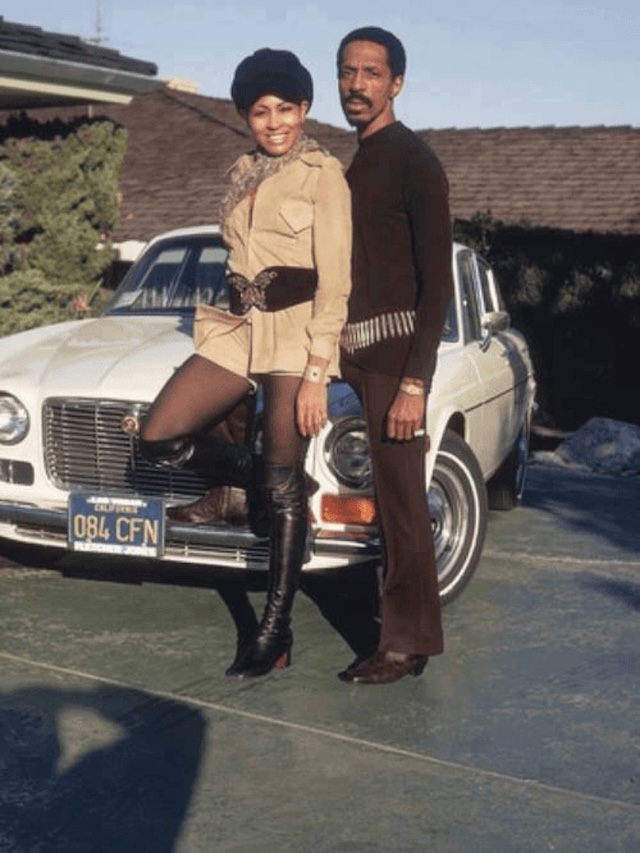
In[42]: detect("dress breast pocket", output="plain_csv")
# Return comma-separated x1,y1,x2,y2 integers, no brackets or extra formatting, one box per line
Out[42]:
278,199,313,235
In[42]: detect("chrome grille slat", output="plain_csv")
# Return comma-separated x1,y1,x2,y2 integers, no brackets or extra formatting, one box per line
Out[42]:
44,398,207,498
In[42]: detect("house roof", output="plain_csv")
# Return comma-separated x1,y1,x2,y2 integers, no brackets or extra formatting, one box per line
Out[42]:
1,88,639,241
0,17,160,109
0,17,157,75
421,124,640,237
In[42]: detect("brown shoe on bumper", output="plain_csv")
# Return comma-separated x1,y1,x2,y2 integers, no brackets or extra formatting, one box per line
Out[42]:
338,651,428,685
166,486,248,525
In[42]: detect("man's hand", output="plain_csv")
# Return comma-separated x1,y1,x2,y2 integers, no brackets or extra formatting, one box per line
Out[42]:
386,377,429,445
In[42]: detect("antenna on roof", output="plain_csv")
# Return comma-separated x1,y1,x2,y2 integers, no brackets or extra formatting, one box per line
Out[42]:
87,0,107,46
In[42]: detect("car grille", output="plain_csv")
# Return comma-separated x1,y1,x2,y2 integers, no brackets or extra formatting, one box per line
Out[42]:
43,398,208,499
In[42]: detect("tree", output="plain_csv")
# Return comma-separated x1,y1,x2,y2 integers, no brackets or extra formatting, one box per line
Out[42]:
0,160,18,273
0,117,127,332
0,269,111,336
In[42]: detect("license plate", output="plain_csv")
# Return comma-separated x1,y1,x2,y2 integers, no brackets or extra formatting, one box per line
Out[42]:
68,494,165,557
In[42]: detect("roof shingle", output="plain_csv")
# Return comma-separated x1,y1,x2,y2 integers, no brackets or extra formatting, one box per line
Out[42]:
421,124,640,235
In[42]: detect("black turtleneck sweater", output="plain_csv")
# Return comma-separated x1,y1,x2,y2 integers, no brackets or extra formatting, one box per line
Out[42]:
342,121,454,387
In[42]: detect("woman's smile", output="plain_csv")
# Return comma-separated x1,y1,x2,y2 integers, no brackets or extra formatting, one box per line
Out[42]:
246,95,308,156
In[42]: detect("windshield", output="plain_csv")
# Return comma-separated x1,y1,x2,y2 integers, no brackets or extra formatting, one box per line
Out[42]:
106,234,230,314
105,230,459,343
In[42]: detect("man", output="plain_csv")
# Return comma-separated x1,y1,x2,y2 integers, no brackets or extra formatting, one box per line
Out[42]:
336,26,454,684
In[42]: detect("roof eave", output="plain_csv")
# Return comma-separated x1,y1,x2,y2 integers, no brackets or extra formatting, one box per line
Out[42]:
0,49,162,107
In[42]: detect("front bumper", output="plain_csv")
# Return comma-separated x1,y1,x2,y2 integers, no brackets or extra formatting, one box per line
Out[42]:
0,501,380,572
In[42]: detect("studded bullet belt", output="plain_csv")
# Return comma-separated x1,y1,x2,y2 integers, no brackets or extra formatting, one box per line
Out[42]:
340,310,417,353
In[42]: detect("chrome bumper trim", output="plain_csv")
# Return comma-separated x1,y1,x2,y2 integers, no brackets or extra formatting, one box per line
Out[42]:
0,502,379,559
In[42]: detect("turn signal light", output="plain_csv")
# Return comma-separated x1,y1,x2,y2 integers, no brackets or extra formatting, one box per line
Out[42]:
321,494,377,525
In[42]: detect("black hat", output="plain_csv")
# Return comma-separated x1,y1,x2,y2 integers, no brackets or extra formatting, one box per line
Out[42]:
231,48,313,112
337,26,406,77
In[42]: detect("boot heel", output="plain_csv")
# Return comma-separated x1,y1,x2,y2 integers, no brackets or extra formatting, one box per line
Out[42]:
226,638,291,678
274,648,291,670
410,656,428,677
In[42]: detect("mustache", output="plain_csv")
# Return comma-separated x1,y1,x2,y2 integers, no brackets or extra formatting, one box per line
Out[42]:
342,93,372,108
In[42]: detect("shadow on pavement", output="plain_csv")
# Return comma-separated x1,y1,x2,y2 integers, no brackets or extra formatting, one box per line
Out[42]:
0,542,381,673
524,463,640,557
580,575,640,611
0,683,205,852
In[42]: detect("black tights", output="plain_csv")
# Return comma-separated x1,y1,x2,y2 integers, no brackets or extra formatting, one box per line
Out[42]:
140,355,307,469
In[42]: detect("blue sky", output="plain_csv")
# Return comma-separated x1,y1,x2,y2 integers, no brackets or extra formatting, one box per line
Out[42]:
3,0,639,130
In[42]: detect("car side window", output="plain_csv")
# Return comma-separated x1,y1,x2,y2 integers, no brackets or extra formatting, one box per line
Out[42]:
475,256,503,314
457,251,482,342
440,297,458,343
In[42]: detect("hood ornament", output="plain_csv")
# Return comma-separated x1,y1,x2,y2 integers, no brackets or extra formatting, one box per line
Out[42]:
120,404,144,437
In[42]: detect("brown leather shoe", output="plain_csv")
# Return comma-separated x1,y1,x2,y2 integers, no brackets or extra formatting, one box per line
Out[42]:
167,486,248,525
338,650,428,685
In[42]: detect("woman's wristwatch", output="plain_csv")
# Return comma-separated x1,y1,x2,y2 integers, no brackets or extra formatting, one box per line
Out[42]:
303,364,327,384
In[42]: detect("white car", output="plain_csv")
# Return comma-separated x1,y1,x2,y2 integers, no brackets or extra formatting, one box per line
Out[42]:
0,226,535,604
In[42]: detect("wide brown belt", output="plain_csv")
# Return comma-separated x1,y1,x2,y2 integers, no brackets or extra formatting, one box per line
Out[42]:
227,267,318,315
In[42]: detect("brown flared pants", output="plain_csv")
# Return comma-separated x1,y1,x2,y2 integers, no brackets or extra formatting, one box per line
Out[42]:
341,361,444,657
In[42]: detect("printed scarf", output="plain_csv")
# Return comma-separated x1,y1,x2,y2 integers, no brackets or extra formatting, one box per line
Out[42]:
219,134,325,224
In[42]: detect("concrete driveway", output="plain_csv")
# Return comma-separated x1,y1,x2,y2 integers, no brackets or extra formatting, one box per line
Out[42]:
0,460,639,852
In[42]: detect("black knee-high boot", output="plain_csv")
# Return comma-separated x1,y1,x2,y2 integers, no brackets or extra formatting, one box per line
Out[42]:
225,463,308,678
138,435,253,487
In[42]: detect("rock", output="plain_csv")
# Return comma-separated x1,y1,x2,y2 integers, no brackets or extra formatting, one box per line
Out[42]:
554,417,640,476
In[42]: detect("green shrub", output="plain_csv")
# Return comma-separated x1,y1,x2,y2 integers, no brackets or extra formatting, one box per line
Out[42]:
0,116,126,334
0,268,111,335
0,160,18,273
2,118,127,284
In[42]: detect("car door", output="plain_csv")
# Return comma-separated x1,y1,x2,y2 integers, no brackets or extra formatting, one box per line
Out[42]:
457,248,515,475
458,250,526,473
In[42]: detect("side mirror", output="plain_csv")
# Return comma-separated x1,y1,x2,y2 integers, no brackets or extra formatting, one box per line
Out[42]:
479,310,510,350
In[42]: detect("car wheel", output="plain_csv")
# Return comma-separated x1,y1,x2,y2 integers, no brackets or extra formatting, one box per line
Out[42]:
487,421,530,511
428,429,488,605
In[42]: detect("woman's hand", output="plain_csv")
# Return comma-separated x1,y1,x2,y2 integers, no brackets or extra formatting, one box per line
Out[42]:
296,380,328,437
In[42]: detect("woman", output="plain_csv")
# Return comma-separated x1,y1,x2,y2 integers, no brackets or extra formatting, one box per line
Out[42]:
138,48,352,678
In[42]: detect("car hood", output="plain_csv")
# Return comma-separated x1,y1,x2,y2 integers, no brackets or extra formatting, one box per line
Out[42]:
0,314,195,401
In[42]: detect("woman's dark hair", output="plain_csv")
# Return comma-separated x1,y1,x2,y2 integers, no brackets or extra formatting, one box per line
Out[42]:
231,48,313,112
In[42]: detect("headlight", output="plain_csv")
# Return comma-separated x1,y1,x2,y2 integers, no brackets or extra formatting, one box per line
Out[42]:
324,416,372,489
0,394,30,444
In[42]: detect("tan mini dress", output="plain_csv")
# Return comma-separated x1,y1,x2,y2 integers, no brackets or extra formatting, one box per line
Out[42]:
195,148,352,380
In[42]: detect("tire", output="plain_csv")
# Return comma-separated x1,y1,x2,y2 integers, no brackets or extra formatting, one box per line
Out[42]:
487,422,530,511
428,429,488,605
